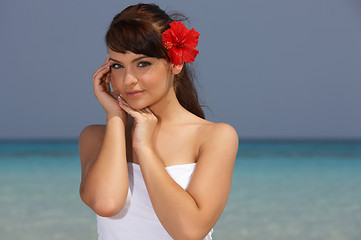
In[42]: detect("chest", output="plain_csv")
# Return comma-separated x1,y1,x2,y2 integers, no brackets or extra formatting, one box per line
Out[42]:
126,126,201,166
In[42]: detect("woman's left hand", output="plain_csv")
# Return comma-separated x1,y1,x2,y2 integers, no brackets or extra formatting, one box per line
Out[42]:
117,96,158,152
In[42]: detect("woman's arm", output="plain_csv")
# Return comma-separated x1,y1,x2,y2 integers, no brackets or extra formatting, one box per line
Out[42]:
79,56,129,217
79,115,129,217
137,123,238,240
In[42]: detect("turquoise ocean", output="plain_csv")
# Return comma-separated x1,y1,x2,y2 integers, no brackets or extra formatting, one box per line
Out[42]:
1,140,361,240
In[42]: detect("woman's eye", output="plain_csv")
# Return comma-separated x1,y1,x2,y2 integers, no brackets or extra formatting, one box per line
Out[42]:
138,61,151,67
110,63,123,69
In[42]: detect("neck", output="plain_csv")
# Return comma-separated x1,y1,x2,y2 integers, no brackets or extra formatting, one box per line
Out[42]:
149,88,188,124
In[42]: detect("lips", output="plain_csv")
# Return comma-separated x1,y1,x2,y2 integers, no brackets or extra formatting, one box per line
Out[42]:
125,90,145,97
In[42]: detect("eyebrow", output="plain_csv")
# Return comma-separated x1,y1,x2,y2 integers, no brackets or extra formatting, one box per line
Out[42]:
109,56,148,64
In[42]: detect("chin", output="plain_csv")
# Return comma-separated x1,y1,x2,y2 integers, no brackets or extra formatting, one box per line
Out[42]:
128,101,149,110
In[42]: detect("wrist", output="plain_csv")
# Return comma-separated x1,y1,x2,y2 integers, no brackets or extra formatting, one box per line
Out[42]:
106,111,127,124
134,144,155,158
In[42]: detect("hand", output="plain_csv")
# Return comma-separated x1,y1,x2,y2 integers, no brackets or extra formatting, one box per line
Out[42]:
118,96,158,152
92,55,127,123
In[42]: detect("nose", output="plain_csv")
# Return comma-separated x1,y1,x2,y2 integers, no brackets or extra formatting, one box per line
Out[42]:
123,69,138,86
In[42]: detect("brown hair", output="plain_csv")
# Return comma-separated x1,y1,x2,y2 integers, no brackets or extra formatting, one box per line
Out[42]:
105,3,205,119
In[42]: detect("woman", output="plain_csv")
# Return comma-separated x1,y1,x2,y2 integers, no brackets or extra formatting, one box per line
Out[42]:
79,3,238,240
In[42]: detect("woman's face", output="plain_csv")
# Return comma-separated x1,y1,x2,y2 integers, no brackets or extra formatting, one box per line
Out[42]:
108,49,176,110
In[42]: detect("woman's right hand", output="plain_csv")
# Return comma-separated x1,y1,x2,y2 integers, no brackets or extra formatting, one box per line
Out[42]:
92,55,127,122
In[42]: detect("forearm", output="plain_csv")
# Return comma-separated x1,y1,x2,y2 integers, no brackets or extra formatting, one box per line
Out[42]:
138,148,208,239
81,115,128,216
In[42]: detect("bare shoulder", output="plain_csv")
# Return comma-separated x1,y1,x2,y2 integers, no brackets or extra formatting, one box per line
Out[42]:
79,124,106,149
197,120,239,150
78,124,106,172
185,120,238,222
193,120,239,166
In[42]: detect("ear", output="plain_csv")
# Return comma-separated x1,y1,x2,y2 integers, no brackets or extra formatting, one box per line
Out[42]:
171,61,184,75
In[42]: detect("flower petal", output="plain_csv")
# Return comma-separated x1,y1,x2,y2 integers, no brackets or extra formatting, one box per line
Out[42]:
169,47,183,66
161,21,200,65
162,29,174,49
181,44,199,63
182,28,200,47
169,21,188,42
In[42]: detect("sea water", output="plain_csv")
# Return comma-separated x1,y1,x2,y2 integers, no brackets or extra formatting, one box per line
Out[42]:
0,140,360,240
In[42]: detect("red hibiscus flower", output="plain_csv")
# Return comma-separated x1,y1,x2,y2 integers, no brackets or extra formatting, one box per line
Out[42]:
161,21,200,65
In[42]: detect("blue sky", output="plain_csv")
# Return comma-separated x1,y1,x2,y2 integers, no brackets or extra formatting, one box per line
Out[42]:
0,0,360,140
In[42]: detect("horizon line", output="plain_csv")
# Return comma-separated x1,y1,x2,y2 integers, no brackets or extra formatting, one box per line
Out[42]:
1,138,361,143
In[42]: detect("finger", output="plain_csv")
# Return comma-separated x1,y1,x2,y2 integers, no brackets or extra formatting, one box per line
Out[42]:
105,72,109,83
118,95,129,106
100,81,107,92
93,66,110,84
111,91,120,99
103,55,110,64
118,101,141,119
105,72,111,84
93,65,110,85
105,73,111,92
117,98,144,115
144,107,153,114
139,108,149,114
92,60,110,83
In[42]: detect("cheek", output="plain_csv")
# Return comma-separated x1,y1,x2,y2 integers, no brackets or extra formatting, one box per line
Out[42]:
145,68,173,91
146,77,169,96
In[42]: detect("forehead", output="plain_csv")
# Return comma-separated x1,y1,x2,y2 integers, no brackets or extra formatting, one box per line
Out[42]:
107,49,143,58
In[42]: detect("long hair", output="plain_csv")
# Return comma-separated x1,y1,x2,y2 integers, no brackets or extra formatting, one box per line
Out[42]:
105,3,205,119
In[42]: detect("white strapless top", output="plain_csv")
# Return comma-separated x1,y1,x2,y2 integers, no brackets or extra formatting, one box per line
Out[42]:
96,162,213,240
